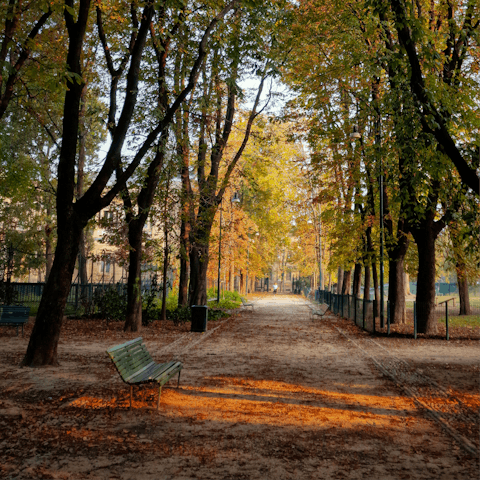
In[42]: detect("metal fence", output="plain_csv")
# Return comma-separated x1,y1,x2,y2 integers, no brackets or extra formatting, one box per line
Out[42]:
315,289,479,339
2,282,129,314
317,290,377,333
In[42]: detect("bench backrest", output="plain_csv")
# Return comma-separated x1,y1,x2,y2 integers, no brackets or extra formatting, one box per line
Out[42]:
107,337,155,383
318,303,329,314
0,306,30,323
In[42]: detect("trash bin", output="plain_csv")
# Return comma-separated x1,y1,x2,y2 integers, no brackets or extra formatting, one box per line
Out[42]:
191,305,208,332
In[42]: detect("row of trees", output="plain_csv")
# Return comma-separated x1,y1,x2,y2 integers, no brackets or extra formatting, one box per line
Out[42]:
283,0,480,333
0,0,294,366
0,0,478,368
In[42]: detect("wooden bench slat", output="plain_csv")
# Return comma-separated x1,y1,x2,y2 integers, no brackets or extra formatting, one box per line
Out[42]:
151,362,183,384
107,337,143,354
109,343,149,363
131,361,178,384
112,346,152,367
115,352,153,378
124,361,157,382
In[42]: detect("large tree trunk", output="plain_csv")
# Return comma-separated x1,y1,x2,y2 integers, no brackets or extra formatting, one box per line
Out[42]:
337,267,344,294
124,222,143,332
457,268,471,316
341,269,351,295
388,226,409,324
189,242,210,306
178,216,190,307
352,263,362,297
161,223,169,322
22,218,84,366
412,212,444,334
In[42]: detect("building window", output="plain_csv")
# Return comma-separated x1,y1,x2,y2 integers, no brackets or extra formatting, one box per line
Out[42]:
99,261,111,273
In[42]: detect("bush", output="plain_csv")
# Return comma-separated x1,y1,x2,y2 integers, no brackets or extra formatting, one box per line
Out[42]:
142,274,163,326
93,285,127,322
166,306,191,326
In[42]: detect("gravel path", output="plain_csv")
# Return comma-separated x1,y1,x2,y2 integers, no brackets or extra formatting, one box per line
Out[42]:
0,294,478,480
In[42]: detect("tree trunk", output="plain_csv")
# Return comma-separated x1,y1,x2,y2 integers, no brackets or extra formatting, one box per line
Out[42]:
341,269,351,295
124,223,143,332
22,218,83,366
178,216,190,307
337,267,344,294
413,224,440,335
352,263,362,297
457,268,471,315
364,264,371,300
161,228,169,321
189,242,210,306
388,226,409,324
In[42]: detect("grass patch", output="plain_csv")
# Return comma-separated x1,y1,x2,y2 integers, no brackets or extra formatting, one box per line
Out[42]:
438,315,480,328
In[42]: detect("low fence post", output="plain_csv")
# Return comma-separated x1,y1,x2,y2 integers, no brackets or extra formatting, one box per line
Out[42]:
445,302,449,341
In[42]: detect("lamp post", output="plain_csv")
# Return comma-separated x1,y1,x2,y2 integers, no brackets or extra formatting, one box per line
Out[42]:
376,115,385,329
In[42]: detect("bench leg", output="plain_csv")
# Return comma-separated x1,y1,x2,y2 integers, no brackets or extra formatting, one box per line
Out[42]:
177,370,181,388
130,385,133,411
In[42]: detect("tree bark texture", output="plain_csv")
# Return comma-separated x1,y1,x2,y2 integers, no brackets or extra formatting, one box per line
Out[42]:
341,269,351,295
387,225,409,324
189,241,210,306
22,217,84,366
457,268,471,316
123,221,143,332
352,263,362,297
412,210,444,334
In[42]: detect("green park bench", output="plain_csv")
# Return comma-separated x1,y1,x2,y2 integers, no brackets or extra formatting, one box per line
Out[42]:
310,303,329,321
0,305,30,336
241,297,254,310
107,337,183,410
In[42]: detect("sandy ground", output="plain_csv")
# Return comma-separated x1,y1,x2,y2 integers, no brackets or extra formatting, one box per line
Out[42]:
0,294,479,480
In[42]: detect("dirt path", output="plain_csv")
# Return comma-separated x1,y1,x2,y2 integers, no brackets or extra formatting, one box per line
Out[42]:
1,294,478,479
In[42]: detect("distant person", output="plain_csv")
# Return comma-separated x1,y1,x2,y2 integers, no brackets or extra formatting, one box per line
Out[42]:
273,283,278,295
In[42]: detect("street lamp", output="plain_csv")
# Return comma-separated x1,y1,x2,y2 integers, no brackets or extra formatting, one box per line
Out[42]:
375,116,385,330
351,121,384,330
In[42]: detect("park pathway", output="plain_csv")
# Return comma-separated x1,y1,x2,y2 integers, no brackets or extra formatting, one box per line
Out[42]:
128,294,478,480
1,294,478,480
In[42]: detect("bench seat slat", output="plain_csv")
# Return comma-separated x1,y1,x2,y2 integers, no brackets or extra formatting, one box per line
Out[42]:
124,361,157,382
129,361,178,384
151,362,183,384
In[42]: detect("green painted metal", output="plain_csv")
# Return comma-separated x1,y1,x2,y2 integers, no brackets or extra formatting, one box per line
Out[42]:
107,337,183,410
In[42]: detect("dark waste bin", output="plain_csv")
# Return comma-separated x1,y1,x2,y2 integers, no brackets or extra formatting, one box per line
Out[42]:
191,305,208,332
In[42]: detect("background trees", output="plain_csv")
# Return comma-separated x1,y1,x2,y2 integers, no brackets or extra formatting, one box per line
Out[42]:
0,0,478,366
